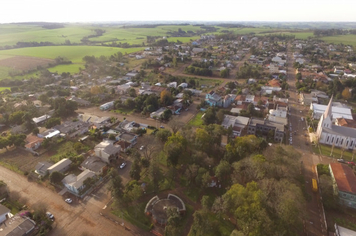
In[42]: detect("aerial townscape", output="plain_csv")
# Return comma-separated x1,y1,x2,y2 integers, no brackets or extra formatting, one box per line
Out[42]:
2,6,356,236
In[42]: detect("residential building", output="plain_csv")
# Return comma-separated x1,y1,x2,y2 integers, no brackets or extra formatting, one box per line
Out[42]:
47,158,72,174
62,169,96,196
3,216,36,236
0,204,10,223
32,114,51,125
329,163,356,208
53,120,91,138
150,107,167,119
221,115,250,137
35,161,52,176
223,94,237,108
117,132,138,144
335,118,356,128
335,224,356,236
205,91,222,107
69,97,91,106
25,134,43,151
94,141,121,163
316,97,356,150
116,140,133,152
247,117,285,142
38,129,60,139
80,156,106,175
99,101,114,111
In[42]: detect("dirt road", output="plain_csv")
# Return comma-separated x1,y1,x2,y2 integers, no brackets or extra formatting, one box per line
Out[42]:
0,165,144,236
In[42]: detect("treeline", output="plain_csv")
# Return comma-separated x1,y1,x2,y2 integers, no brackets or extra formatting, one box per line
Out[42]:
42,24,64,29
313,28,356,37
185,66,213,76
236,64,262,79
81,29,106,44
122,23,190,29
217,23,249,28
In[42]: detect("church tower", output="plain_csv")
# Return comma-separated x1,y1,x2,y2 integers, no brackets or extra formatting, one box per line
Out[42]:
316,96,333,138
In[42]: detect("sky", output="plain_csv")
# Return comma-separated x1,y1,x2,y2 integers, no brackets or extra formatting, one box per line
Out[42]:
1,0,356,23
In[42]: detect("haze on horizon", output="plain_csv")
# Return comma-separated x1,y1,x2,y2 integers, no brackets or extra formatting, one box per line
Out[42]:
1,0,356,24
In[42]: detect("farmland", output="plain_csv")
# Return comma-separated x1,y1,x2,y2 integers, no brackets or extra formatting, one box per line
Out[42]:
320,35,356,47
0,46,144,78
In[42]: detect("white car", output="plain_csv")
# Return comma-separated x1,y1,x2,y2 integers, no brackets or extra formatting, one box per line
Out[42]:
139,145,144,150
65,198,72,204
120,162,127,169
46,212,54,221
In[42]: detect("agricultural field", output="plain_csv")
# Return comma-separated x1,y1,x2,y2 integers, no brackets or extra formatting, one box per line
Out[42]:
258,31,314,39
0,24,94,47
320,35,356,47
0,87,11,92
0,46,144,78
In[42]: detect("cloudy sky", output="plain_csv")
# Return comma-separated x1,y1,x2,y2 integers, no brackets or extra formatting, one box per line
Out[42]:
1,0,356,23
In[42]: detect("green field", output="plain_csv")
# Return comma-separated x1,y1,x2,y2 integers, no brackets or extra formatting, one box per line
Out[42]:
320,35,356,47
188,111,204,127
258,31,313,39
0,87,11,92
0,24,94,47
0,46,144,77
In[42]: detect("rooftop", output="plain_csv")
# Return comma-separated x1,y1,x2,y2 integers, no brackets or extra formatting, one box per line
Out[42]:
80,156,106,173
2,216,36,236
330,163,356,194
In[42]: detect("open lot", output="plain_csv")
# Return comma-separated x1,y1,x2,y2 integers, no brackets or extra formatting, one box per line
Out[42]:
0,55,53,71
320,34,356,47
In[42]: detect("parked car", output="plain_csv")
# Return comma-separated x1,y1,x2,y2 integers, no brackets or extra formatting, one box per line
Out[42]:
337,159,345,163
348,161,355,166
160,125,164,129
65,198,72,204
120,162,127,169
46,212,54,221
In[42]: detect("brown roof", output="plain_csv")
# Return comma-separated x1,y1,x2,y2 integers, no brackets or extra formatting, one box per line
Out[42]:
268,79,281,87
234,95,246,101
330,163,356,194
116,140,131,150
336,118,356,128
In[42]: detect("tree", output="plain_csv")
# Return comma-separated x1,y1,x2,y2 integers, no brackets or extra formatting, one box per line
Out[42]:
160,109,172,121
164,207,182,236
49,171,65,184
109,169,124,201
215,160,231,184
172,57,177,67
148,158,163,192
73,142,85,153
8,134,26,147
129,160,141,181
220,68,230,78
45,117,61,128
108,134,116,141
32,127,39,135
129,88,136,97
342,88,351,100
168,119,184,134
203,107,217,125
156,129,172,143
160,90,173,106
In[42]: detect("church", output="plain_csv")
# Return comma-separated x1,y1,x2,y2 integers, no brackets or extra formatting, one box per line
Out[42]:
316,96,356,150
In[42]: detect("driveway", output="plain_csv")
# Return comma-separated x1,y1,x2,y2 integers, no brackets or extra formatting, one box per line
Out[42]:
0,165,144,236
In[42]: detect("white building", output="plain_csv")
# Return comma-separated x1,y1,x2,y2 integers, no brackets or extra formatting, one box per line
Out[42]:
100,101,114,111
316,96,356,150
310,103,353,121
221,115,250,137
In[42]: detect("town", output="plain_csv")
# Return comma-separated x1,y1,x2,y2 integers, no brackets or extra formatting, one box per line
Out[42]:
0,22,356,236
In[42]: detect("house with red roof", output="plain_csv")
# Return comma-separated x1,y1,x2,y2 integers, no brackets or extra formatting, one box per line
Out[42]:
329,163,356,208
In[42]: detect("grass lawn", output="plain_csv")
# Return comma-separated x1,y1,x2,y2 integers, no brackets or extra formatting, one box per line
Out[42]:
188,111,204,127
112,202,151,231
48,63,84,74
183,187,201,202
313,144,355,161
112,107,134,115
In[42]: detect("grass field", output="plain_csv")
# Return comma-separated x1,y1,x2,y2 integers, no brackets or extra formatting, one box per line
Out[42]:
313,144,355,161
258,31,313,39
0,24,94,47
0,87,11,92
320,35,356,47
188,111,204,127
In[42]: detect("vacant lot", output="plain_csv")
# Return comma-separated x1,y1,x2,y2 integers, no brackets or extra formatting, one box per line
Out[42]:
188,111,205,127
0,56,53,71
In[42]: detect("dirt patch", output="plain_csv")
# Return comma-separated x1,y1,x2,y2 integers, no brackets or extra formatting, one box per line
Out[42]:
0,56,54,71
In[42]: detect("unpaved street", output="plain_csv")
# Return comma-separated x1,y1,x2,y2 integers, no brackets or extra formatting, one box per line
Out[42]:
0,165,142,236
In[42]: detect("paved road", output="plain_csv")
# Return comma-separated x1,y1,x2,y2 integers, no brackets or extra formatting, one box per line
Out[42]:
0,165,141,236
286,43,327,236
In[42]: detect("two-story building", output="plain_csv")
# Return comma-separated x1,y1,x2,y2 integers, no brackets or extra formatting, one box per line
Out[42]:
247,117,285,142
205,91,222,107
329,163,356,209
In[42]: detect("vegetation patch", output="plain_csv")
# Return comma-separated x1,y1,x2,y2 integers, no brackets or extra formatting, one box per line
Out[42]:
188,111,204,127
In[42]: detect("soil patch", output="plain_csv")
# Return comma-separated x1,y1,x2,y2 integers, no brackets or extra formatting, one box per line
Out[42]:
0,56,54,71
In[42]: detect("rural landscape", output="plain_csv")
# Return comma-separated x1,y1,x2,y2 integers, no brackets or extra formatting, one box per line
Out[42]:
1,19,356,236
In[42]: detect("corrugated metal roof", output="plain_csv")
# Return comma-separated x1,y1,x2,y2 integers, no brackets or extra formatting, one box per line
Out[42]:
330,163,356,194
